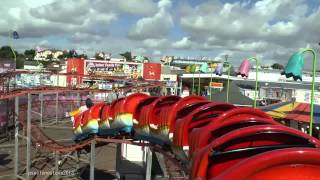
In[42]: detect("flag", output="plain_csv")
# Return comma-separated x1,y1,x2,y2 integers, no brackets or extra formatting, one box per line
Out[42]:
12,31,19,39
71,49,77,57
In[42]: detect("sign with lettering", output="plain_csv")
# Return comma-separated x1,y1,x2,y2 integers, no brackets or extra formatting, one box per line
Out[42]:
209,82,223,88
84,60,143,78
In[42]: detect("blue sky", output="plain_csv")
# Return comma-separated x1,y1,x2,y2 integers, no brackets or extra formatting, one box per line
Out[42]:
1,0,320,67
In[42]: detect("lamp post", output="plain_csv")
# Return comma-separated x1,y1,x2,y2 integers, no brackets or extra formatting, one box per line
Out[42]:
8,32,17,63
190,64,197,95
8,31,19,88
209,68,213,100
281,48,317,136
238,57,259,108
226,63,231,103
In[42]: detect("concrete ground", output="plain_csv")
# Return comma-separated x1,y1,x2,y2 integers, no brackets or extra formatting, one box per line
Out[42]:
0,120,119,180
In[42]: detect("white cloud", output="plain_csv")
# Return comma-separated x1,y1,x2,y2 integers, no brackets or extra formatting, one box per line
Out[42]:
128,0,173,40
172,37,192,49
69,32,102,43
153,50,162,56
39,39,49,46
0,0,319,67
135,48,147,55
158,0,172,9
234,41,269,52
93,0,157,16
177,0,320,67
143,38,167,48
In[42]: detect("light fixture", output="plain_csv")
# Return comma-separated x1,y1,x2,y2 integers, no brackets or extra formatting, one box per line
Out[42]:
281,48,317,136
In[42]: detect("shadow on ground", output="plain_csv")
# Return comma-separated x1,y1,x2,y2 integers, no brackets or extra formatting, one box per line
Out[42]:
80,166,117,180
0,153,11,166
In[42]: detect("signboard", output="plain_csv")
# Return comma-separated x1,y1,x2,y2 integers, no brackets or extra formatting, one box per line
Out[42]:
0,61,15,73
143,63,161,80
66,58,85,85
209,82,223,88
85,60,143,79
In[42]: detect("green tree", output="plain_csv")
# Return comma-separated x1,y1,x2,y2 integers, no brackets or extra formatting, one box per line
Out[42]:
0,46,17,59
57,54,64,59
120,51,132,61
41,61,52,68
24,49,35,60
95,53,104,60
78,54,88,59
271,63,284,70
0,46,24,69
47,54,53,61
16,55,25,69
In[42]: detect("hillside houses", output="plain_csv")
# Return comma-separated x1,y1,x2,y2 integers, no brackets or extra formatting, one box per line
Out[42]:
34,49,64,61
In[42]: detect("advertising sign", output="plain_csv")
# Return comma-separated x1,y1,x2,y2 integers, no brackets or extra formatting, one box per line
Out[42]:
85,61,143,79
143,63,161,80
0,61,15,73
66,58,85,85
209,82,223,88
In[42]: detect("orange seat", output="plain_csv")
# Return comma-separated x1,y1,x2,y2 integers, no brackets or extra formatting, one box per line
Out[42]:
214,148,320,180
110,97,125,120
81,110,90,127
134,96,180,135
110,93,150,130
189,108,276,157
88,103,105,122
157,95,208,139
73,112,84,129
147,96,180,129
122,93,149,114
101,104,111,122
191,125,320,180
133,96,159,132
173,102,236,149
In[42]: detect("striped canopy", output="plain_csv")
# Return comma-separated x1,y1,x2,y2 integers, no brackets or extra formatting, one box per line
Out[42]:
260,101,320,124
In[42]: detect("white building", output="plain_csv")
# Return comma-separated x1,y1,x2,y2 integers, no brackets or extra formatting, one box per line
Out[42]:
181,69,320,105
34,50,64,61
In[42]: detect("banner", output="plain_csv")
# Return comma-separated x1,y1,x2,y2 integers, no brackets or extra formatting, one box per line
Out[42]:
143,63,161,80
85,61,143,78
209,82,223,88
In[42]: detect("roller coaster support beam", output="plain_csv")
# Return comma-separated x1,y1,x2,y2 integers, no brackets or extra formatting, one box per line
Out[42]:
90,140,96,180
56,92,58,124
77,93,80,107
14,96,19,178
179,79,182,96
55,152,59,180
26,93,31,180
145,148,152,180
40,93,43,127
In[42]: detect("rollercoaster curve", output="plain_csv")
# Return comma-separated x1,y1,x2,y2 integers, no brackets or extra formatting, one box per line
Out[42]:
67,93,320,180
1,72,320,179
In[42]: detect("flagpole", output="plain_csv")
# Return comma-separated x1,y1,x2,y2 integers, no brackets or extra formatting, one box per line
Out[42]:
210,69,213,101
192,71,195,95
8,31,17,63
198,72,201,95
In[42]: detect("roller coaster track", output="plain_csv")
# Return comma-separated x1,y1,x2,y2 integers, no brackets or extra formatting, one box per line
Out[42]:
17,101,186,177
0,70,132,80
0,74,186,179
6,70,320,180
0,70,163,98
19,102,185,179
0,81,164,100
